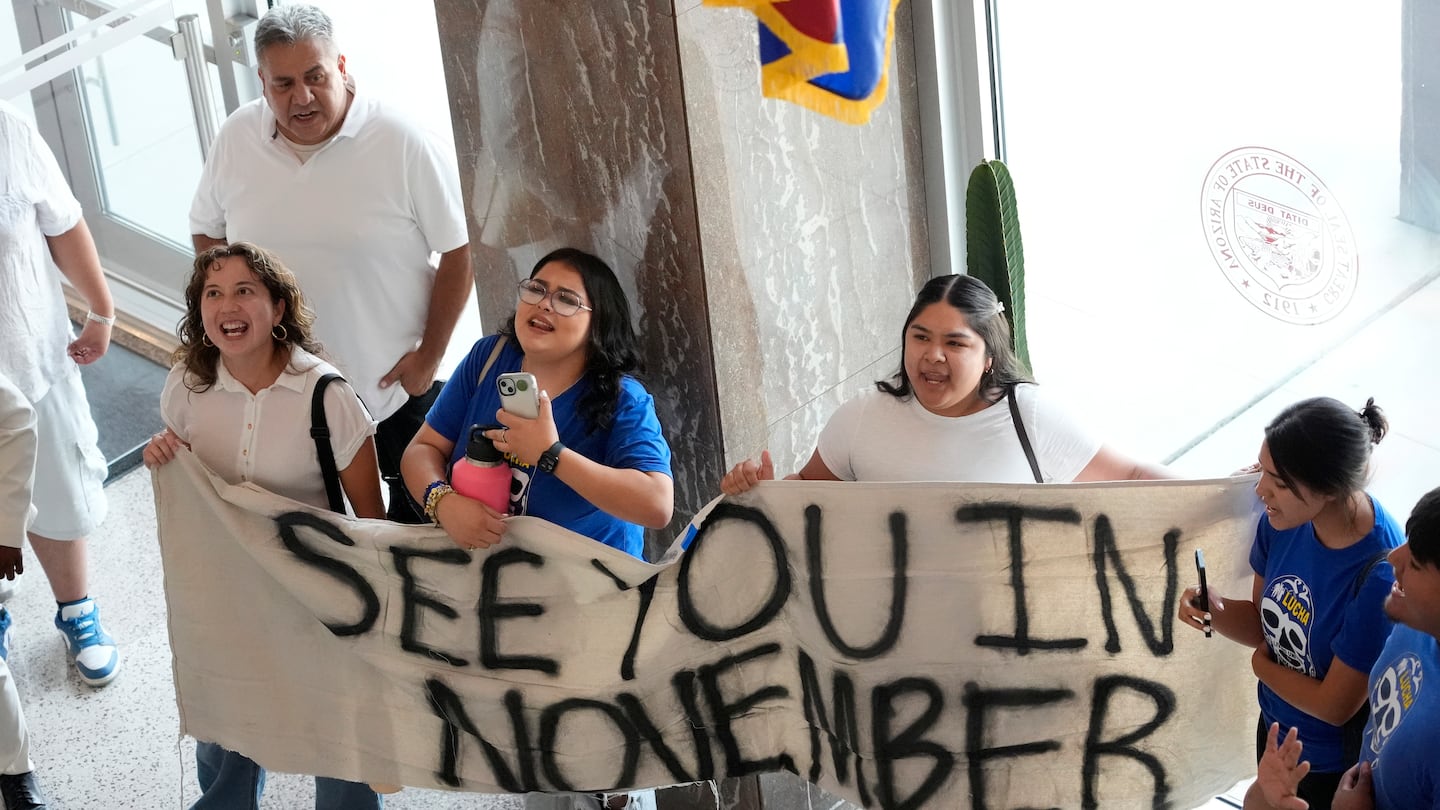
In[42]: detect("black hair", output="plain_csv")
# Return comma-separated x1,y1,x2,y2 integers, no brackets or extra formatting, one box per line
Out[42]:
876,274,1032,402
1406,487,1440,569
1264,397,1388,497
499,248,641,433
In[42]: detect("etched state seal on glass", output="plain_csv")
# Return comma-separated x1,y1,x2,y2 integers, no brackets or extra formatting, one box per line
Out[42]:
1201,147,1358,325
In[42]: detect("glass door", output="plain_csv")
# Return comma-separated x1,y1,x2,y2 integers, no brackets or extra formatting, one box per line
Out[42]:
5,0,265,325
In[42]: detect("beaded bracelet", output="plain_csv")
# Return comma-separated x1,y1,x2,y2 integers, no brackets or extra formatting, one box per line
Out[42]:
86,310,116,327
423,480,454,525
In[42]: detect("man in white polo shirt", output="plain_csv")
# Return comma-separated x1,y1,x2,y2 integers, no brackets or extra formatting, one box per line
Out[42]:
190,3,471,523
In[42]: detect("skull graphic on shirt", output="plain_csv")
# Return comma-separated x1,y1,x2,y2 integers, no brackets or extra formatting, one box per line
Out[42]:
1260,575,1315,676
1367,652,1422,758
509,464,532,516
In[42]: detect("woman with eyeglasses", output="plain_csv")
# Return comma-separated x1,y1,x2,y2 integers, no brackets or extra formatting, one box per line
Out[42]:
401,247,673,560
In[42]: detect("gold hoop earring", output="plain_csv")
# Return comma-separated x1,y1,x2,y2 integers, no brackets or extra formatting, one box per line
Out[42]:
272,323,288,342
201,333,213,347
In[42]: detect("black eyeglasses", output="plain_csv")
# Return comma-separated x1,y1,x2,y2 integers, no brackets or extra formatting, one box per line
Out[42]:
517,279,592,317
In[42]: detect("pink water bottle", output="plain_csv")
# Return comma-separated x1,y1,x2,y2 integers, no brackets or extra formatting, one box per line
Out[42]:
450,425,510,514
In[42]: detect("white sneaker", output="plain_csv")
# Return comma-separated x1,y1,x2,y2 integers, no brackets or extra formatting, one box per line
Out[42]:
55,597,120,687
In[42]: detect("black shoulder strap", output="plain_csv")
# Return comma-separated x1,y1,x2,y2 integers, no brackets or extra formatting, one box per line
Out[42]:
1350,549,1391,599
311,373,346,515
1007,386,1043,484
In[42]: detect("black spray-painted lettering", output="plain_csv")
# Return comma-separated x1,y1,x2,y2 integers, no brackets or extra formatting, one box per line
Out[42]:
425,678,523,791
956,505,1086,655
274,511,378,636
962,681,1072,810
616,682,714,784
391,544,471,666
796,649,871,806
503,689,540,791
697,642,797,778
589,559,629,590
807,506,908,659
679,504,791,641
1092,519,1180,655
1081,676,1174,809
538,699,640,792
270,492,1206,806
872,677,952,810
480,547,558,675
620,576,658,682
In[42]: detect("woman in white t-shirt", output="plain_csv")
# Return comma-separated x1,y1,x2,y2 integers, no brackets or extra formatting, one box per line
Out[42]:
722,274,1170,493
143,242,385,810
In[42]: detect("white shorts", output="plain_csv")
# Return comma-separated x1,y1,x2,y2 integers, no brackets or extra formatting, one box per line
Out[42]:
28,369,107,540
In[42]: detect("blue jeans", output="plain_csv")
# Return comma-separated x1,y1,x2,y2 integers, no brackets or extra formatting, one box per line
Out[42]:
193,741,383,810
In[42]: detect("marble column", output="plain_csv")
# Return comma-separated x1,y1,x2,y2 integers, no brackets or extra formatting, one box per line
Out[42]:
436,2,930,808
675,0,929,480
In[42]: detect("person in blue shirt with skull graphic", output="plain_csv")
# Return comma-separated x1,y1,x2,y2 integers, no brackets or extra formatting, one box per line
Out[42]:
1180,397,1402,810
1247,484,1440,810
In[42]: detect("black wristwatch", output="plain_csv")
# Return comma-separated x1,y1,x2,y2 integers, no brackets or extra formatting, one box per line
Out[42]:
538,441,565,473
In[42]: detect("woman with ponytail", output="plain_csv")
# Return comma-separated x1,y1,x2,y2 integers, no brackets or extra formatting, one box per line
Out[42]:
1180,397,1401,810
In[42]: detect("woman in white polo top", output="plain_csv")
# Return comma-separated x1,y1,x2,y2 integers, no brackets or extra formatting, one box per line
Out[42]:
143,242,385,810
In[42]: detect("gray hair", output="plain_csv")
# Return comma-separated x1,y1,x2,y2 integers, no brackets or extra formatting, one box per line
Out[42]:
254,4,337,63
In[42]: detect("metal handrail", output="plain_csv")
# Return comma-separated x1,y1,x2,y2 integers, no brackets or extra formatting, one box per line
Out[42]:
0,0,173,99
173,14,219,159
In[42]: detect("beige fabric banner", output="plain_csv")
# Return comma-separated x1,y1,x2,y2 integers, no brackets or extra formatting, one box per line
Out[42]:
155,451,1261,809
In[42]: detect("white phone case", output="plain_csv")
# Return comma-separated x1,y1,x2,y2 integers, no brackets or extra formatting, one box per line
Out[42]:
497,372,540,419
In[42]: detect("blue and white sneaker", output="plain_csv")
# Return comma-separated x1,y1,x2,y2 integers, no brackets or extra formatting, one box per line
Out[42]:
0,606,12,663
55,598,119,687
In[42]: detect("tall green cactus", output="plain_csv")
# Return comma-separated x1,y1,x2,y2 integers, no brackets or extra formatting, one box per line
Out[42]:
965,159,1030,374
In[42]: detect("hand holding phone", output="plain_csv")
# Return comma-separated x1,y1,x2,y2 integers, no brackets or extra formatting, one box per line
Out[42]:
497,372,540,419
1195,548,1212,639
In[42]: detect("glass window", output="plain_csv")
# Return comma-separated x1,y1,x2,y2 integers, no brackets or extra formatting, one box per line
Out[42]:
991,1,1439,468
67,8,205,251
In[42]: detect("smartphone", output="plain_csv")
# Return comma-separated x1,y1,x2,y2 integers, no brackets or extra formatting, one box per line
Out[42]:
1195,548,1212,638
497,372,539,419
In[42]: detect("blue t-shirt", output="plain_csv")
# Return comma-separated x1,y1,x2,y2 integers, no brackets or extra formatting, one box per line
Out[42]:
426,335,672,559
1249,496,1403,773
1363,623,1438,808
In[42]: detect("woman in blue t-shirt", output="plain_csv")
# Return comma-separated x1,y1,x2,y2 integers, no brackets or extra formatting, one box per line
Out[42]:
1179,397,1401,810
401,248,673,561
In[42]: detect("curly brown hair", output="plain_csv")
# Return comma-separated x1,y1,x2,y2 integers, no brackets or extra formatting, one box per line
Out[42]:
173,242,322,391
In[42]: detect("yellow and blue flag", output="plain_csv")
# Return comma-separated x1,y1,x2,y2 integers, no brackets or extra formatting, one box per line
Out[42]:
706,0,903,125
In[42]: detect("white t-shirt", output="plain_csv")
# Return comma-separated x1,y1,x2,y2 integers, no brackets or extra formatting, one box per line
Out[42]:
160,347,376,511
0,100,84,403
189,82,468,421
816,383,1102,484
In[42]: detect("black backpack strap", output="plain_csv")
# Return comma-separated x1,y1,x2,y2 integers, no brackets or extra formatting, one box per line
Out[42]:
311,373,346,515
1350,549,1391,599
1007,386,1043,484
